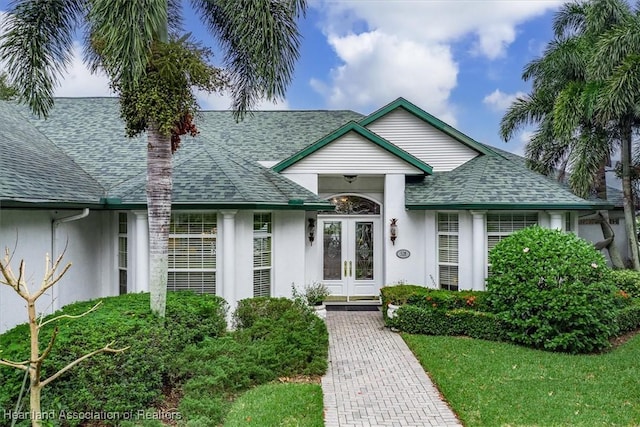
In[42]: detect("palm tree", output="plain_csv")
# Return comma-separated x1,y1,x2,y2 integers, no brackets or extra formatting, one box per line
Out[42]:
500,0,637,269
0,0,307,316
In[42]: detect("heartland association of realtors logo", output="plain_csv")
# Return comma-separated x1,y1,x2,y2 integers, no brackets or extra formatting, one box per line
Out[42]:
3,409,182,422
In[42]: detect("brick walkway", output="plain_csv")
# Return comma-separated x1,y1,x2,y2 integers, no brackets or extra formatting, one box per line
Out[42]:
321,311,462,427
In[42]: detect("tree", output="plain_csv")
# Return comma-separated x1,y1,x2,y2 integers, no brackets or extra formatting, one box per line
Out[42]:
0,72,18,100
500,0,638,269
0,0,307,316
0,249,127,427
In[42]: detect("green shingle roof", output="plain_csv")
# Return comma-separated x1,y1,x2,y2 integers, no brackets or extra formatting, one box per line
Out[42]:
0,97,614,211
0,101,104,204
405,150,612,210
2,98,338,209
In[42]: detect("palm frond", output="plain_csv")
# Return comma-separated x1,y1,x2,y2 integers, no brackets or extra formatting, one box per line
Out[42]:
595,54,640,123
590,17,640,80
499,92,553,142
568,130,611,197
0,0,85,116
553,1,587,38
192,0,306,119
553,81,585,140
85,0,168,91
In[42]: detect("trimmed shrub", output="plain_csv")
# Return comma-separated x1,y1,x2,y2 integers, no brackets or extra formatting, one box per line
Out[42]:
407,290,489,312
611,269,640,298
233,297,301,329
393,305,507,341
0,292,227,426
486,226,619,354
616,302,640,334
176,297,328,425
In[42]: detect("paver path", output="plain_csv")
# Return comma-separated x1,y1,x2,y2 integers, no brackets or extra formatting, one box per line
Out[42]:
321,310,462,427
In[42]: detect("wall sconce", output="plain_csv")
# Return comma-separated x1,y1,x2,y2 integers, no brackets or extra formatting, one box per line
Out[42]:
343,174,357,184
308,218,316,245
390,218,398,245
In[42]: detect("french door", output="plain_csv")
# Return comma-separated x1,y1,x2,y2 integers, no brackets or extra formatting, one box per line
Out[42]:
320,216,382,299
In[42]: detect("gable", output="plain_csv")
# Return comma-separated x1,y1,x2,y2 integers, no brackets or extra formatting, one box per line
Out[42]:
282,130,425,174
364,108,480,171
273,122,432,175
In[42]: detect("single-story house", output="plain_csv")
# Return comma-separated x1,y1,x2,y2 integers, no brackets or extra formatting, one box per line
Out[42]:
0,97,625,332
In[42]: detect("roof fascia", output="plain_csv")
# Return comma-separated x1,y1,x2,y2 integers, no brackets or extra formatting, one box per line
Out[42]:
359,97,494,156
272,121,433,174
405,202,614,210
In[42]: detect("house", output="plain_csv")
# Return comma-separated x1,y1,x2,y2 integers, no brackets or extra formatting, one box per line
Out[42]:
0,97,621,333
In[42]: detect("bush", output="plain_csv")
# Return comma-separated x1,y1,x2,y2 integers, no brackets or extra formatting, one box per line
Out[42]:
176,297,328,425
0,292,227,426
611,269,640,298
393,305,507,341
616,302,640,333
380,284,425,322
233,297,301,329
406,290,489,312
486,226,619,354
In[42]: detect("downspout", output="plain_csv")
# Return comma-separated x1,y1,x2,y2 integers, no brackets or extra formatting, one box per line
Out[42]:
50,209,90,312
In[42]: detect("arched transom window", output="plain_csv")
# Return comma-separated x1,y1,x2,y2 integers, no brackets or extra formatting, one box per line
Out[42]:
324,195,380,215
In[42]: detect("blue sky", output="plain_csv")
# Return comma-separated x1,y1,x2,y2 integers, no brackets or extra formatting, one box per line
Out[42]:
0,0,568,155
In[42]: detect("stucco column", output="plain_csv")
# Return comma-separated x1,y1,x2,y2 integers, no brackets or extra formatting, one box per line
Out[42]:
221,210,238,310
548,211,564,231
133,211,149,293
471,210,486,291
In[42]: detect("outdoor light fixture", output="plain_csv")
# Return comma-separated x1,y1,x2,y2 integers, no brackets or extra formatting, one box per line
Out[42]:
390,218,398,245
308,218,316,245
343,174,358,184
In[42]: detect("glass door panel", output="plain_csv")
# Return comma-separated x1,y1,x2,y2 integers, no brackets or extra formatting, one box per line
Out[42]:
323,221,342,280
354,221,374,280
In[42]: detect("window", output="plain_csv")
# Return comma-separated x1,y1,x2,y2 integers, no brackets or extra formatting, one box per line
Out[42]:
438,213,459,291
253,213,272,297
168,213,217,294
565,212,573,233
118,213,127,295
487,212,538,254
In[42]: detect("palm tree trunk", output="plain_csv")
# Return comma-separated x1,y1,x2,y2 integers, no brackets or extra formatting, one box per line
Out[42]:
594,163,625,268
620,118,640,270
147,123,172,317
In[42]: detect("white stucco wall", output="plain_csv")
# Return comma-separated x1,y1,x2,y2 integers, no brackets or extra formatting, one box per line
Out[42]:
232,210,254,303
384,174,426,285
0,209,115,333
273,211,306,297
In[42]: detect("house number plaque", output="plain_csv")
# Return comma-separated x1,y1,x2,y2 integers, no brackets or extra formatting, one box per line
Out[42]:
396,249,411,259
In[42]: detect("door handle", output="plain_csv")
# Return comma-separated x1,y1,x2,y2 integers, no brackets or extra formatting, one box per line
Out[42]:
344,260,347,277
349,260,353,277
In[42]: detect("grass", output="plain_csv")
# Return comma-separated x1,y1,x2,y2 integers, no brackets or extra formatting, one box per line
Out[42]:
224,383,324,427
404,333,640,426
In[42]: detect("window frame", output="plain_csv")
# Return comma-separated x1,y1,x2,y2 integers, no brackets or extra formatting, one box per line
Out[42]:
253,212,273,297
167,211,218,295
437,212,459,291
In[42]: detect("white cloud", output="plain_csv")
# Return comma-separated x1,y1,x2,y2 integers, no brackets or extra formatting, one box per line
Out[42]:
53,43,113,97
482,89,526,112
311,0,563,119
310,30,457,123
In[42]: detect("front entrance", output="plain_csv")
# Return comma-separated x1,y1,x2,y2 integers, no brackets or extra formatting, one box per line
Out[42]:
318,196,382,300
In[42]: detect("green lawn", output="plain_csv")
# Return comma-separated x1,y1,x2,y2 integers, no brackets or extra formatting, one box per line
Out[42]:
404,333,640,426
224,382,324,427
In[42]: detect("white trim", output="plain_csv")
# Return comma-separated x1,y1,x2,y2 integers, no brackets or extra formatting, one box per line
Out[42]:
133,210,149,293
470,210,486,291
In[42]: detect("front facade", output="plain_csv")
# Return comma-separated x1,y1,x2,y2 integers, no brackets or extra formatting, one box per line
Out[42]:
0,97,616,332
